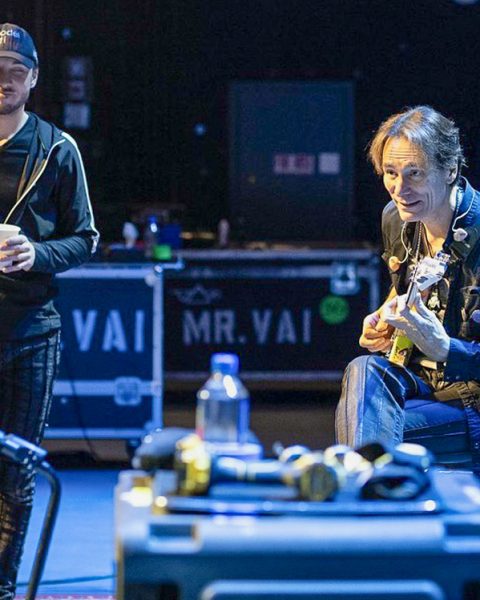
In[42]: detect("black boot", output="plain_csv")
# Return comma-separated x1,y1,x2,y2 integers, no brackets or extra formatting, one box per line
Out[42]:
0,491,33,600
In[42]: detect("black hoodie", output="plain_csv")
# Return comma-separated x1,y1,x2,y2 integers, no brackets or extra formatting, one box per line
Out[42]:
0,112,99,339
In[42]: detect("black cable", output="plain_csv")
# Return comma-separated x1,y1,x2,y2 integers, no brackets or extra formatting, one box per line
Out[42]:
56,343,103,463
17,574,114,586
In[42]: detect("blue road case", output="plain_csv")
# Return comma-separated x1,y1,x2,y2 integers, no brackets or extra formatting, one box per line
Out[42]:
115,469,480,600
47,265,164,439
46,250,379,437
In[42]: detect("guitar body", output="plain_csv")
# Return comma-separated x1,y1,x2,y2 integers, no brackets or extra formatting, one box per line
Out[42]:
388,330,414,366
387,252,449,367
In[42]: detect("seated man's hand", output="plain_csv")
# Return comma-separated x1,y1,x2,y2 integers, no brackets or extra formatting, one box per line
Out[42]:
0,235,36,273
381,292,450,362
359,309,394,353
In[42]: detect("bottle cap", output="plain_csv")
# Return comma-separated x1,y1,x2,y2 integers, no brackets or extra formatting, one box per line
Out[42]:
211,353,239,375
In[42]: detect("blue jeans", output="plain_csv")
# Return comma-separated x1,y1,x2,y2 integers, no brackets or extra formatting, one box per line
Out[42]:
335,355,472,464
0,331,61,600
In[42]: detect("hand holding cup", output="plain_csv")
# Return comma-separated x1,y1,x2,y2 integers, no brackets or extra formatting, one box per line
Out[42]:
0,225,35,273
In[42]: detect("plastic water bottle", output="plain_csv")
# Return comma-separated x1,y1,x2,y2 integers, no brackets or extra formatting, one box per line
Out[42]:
143,215,159,259
196,353,250,445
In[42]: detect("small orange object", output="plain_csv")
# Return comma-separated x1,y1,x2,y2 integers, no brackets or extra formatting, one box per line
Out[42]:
388,256,401,272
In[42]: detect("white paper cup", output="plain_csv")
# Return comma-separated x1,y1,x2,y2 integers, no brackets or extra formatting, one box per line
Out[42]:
0,224,20,244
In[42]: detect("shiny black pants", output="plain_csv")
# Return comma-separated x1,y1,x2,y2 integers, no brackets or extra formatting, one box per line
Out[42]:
0,332,61,600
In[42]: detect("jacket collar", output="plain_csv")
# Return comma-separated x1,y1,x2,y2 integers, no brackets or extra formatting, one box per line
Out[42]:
7,113,66,224
27,112,64,154
454,177,478,228
446,177,480,261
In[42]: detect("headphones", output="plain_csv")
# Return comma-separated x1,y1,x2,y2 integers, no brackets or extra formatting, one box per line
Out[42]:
453,228,468,242
452,184,474,242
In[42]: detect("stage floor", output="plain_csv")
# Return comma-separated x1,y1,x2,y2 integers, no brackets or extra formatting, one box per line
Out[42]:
18,469,118,598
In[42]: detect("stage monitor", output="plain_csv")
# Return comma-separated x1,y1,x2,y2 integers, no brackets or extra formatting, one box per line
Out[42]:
229,81,354,242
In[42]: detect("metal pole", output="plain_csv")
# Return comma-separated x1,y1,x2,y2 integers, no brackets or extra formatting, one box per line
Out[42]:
151,264,164,429
150,260,184,431
25,461,62,600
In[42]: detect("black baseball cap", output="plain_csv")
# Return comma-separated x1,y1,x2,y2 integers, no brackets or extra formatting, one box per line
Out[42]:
0,23,38,69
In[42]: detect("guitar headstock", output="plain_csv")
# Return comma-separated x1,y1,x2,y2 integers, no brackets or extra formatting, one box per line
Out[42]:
411,252,449,292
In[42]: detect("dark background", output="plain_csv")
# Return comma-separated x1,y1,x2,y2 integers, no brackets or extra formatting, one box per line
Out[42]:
3,0,480,243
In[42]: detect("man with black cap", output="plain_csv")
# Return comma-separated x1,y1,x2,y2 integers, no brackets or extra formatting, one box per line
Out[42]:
0,23,98,599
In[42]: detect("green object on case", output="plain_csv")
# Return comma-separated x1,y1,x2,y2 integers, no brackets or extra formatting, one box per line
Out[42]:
153,244,172,261
319,295,350,325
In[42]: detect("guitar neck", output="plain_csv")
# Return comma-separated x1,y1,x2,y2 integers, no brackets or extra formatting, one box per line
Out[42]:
388,252,448,367
405,280,418,309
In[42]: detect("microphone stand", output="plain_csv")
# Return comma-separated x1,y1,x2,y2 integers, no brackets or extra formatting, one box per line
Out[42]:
0,432,61,600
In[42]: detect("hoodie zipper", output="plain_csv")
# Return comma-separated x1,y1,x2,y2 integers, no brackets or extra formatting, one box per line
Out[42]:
3,138,66,224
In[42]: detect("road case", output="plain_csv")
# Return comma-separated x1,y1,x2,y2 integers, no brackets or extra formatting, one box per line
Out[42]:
165,249,380,385
46,249,379,437
115,468,480,600
47,265,164,439
229,81,354,242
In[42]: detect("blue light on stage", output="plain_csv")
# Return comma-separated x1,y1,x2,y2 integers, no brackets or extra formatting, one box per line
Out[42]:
194,123,207,137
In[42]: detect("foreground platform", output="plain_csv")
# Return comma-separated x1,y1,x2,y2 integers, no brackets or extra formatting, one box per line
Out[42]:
116,467,480,600
17,465,480,600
